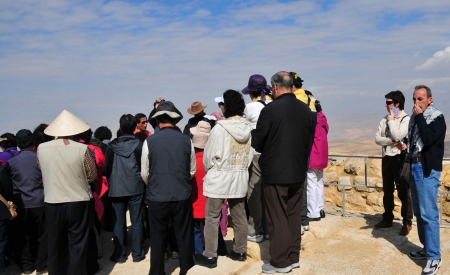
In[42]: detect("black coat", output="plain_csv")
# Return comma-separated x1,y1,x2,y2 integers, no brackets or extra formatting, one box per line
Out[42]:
413,113,446,177
183,116,205,136
251,93,313,185
0,165,12,220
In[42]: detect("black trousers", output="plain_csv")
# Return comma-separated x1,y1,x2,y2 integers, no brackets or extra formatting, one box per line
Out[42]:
147,199,194,275
46,201,90,275
86,199,100,275
264,182,303,268
11,206,48,272
382,155,413,225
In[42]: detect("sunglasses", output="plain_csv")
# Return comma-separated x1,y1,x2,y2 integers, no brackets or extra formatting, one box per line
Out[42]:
140,121,148,124
386,101,394,105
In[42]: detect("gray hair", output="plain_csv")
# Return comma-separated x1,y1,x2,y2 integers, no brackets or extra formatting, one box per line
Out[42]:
414,85,432,98
271,71,292,89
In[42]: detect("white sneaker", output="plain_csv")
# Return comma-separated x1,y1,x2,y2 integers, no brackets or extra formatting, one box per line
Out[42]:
301,226,304,235
422,259,442,275
291,262,300,269
262,263,292,274
247,234,264,243
303,225,310,231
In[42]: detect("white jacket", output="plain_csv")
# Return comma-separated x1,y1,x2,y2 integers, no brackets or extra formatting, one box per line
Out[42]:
375,111,410,157
203,117,254,198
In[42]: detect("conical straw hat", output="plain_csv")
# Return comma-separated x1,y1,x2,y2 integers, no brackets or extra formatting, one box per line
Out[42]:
44,110,90,137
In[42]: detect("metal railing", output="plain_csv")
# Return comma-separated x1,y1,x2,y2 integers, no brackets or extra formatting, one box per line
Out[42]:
324,154,450,226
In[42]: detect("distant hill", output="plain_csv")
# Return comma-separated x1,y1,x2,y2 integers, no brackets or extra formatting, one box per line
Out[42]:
329,139,450,159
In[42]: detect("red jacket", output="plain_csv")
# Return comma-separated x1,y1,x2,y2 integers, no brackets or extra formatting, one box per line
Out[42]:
87,143,107,220
309,111,329,169
191,151,206,219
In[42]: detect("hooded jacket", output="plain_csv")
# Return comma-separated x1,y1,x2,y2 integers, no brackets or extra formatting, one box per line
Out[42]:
203,117,254,198
106,135,144,197
309,111,329,169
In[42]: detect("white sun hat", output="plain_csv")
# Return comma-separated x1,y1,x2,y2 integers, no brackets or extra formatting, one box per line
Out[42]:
44,110,90,137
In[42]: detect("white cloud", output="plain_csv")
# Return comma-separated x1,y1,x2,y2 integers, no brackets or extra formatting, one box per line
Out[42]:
1,0,450,144
415,46,450,71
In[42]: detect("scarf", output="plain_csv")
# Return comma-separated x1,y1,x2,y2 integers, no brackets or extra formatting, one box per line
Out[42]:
408,103,443,155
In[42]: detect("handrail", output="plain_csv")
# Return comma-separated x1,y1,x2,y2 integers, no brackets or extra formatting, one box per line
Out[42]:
324,154,450,226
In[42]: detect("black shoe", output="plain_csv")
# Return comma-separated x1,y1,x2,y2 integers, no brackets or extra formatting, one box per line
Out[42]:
22,270,34,275
309,217,321,221
227,250,246,261
320,210,326,218
133,255,145,263
194,254,217,268
109,255,126,263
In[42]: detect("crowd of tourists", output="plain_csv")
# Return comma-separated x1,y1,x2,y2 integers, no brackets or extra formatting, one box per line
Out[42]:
0,71,445,275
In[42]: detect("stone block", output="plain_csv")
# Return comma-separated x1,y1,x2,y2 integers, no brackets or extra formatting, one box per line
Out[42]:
324,172,338,183
328,157,348,166
337,176,352,191
344,158,365,175
366,193,381,206
354,176,379,192
369,159,381,170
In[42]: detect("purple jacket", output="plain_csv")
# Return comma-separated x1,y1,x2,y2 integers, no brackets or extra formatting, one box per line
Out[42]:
0,147,19,166
309,111,329,169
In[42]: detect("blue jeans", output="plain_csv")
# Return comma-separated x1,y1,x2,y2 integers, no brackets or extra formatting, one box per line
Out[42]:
410,163,441,260
193,219,204,255
111,194,144,261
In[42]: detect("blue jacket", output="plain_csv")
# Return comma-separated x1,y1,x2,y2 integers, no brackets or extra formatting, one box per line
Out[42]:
7,148,44,209
106,135,144,197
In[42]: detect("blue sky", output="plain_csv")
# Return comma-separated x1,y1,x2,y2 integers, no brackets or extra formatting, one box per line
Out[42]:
1,0,450,143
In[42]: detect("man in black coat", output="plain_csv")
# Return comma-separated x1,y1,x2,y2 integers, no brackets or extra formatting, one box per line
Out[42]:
251,71,312,274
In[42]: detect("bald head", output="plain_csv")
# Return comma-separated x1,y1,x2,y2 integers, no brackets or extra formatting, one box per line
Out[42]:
271,71,293,98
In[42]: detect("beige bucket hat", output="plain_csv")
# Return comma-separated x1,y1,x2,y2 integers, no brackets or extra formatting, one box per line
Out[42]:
44,110,90,137
190,121,211,149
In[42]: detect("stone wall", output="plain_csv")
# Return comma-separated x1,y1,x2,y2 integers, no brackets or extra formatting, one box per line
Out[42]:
324,156,450,221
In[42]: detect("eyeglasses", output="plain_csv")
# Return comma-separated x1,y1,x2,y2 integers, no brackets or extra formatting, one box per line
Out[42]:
140,121,148,124
386,101,393,105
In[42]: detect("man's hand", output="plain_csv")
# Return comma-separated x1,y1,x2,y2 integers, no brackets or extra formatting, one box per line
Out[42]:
413,103,424,116
395,143,407,150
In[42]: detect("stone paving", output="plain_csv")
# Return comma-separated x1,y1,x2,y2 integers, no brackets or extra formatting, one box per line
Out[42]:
6,213,450,274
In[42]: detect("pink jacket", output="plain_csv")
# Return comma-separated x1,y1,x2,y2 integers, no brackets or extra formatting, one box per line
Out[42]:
309,111,329,169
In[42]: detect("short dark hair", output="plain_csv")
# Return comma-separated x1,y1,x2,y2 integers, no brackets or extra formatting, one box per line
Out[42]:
156,114,176,125
78,128,93,144
135,113,147,121
385,90,405,110
223,89,246,118
414,85,432,98
33,123,53,147
94,126,112,141
119,114,137,134
0,133,16,149
18,140,34,150
134,131,147,142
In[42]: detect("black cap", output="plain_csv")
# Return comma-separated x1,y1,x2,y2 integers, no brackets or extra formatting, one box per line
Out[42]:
15,129,33,142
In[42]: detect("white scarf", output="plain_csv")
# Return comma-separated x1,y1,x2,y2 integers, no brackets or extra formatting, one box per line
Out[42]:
408,103,443,155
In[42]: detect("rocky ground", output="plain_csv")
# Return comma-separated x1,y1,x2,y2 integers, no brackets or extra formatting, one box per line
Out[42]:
6,213,450,275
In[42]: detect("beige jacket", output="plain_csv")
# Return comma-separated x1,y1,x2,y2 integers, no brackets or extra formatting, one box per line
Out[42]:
375,111,410,157
38,139,95,203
